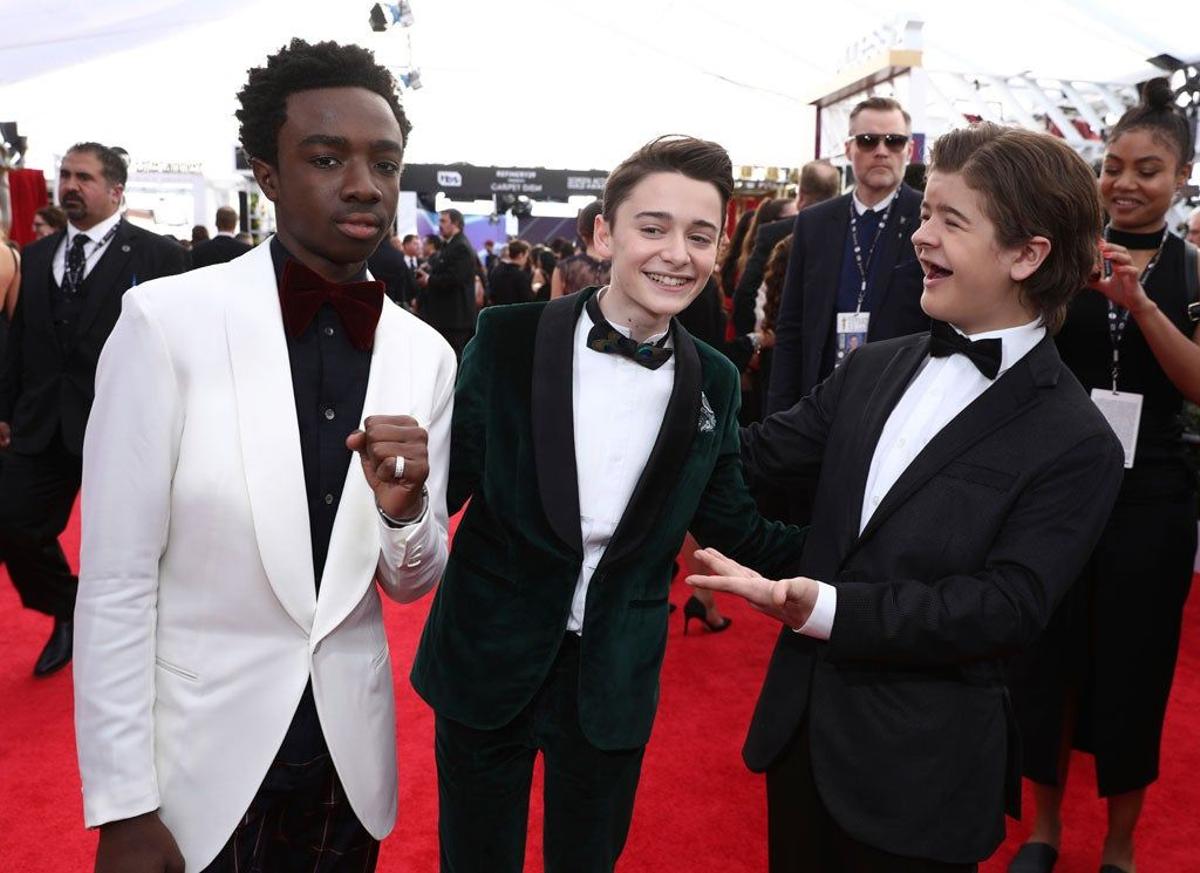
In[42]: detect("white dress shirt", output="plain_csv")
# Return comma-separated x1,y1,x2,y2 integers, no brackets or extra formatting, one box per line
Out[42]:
569,292,674,633
852,187,898,217
52,210,123,286
797,318,1047,640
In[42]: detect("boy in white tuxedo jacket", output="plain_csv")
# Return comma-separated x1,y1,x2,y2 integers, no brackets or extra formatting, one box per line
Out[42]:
73,39,454,873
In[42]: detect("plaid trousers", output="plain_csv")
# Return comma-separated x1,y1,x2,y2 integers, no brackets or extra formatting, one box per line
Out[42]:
202,752,379,873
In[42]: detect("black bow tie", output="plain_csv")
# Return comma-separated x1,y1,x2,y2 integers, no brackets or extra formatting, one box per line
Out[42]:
928,320,1002,379
584,294,673,370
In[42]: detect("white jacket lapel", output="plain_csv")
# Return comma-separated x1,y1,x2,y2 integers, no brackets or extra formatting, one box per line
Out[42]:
224,243,316,632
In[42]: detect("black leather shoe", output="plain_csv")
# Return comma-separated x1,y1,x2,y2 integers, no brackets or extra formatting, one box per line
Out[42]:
1099,865,1132,873
33,618,73,677
1009,842,1058,873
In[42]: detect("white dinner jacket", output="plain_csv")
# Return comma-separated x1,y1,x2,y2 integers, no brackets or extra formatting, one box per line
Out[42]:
73,240,455,870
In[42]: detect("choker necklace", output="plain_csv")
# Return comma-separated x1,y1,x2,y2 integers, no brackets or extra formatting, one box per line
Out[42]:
1105,225,1169,250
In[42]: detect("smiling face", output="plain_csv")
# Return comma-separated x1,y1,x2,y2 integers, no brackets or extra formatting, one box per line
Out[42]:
593,171,723,338
1100,128,1189,234
57,150,122,231
845,108,911,203
911,170,1046,334
251,86,403,281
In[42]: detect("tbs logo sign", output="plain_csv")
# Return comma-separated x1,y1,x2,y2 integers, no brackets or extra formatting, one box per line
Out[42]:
437,170,463,188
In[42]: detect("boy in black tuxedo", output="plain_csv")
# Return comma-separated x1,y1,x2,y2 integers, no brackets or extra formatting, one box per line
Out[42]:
689,124,1125,871
411,136,805,873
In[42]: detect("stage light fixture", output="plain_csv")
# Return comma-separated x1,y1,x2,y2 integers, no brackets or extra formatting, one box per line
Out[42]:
400,68,423,91
370,1,414,31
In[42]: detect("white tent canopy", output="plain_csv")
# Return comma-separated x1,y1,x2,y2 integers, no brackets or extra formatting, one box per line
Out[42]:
1,0,1195,178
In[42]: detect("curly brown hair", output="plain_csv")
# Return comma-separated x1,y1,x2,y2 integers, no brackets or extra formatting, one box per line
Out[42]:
761,234,794,334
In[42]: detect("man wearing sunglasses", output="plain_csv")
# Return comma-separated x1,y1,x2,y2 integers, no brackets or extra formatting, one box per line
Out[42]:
766,97,928,425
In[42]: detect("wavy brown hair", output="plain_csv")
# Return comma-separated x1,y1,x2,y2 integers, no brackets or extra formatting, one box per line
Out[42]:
929,123,1103,333
761,234,794,333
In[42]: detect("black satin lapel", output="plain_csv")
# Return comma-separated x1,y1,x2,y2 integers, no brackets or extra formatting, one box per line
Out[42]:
74,221,135,339
598,319,702,570
852,344,1041,550
531,291,588,554
840,339,927,551
30,235,66,354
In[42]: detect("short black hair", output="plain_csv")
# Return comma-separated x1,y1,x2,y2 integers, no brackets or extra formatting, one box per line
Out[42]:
440,208,464,229
236,38,412,166
576,200,603,245
67,142,127,187
402,233,418,245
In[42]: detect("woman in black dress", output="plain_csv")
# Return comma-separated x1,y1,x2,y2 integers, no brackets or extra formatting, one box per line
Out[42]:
1009,78,1200,873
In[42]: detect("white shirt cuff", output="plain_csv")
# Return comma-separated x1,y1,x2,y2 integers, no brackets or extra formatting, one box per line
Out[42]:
792,581,836,640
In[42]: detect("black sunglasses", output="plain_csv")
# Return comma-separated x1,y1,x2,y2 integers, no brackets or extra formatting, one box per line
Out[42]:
848,133,910,152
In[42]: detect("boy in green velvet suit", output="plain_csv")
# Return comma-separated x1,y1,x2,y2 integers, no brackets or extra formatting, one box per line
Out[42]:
411,136,806,873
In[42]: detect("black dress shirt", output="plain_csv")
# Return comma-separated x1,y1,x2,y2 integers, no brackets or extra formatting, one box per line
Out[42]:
269,238,373,765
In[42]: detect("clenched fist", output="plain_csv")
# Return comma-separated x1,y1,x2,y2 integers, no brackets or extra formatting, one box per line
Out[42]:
346,414,428,522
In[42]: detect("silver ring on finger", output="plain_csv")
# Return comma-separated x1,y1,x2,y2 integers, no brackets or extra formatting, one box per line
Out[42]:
393,456,406,481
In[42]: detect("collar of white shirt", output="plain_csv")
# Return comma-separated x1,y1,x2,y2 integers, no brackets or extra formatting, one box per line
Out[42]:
66,210,122,250
590,287,671,347
948,317,1046,377
217,230,236,238
852,186,900,216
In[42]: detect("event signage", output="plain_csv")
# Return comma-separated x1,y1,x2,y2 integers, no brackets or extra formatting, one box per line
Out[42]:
402,163,608,202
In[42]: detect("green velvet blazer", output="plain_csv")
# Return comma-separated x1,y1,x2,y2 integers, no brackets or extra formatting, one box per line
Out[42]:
411,288,805,750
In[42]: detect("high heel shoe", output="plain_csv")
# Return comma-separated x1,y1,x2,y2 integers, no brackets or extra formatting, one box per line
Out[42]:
683,595,731,635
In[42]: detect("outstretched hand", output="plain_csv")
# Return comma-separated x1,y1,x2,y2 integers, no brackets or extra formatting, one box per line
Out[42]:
1089,241,1155,316
685,547,819,629
345,414,428,521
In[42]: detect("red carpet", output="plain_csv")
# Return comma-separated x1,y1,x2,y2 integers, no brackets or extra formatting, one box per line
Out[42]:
1,508,1197,871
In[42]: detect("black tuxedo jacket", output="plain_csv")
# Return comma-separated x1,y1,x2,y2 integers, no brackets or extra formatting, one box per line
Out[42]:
739,331,1123,862
420,232,477,333
0,220,187,455
411,289,805,750
732,216,794,334
188,234,251,269
766,185,927,415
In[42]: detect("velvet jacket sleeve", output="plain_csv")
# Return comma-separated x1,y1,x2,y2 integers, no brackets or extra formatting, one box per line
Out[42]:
689,364,807,581
446,308,493,513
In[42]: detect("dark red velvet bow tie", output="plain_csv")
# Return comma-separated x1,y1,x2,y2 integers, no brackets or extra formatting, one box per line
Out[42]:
278,259,384,351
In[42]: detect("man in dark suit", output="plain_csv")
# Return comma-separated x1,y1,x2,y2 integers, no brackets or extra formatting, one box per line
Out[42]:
732,159,842,335
766,97,929,417
486,238,534,306
0,141,187,676
367,231,416,308
417,208,477,357
411,136,805,873
688,125,1126,871
189,205,252,268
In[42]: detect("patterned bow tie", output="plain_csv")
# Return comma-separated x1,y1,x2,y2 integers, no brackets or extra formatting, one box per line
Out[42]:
928,320,1002,380
279,259,385,351
584,294,673,370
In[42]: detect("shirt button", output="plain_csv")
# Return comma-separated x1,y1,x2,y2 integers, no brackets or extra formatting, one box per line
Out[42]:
324,407,336,421
324,493,334,505
872,496,880,506
323,326,334,337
